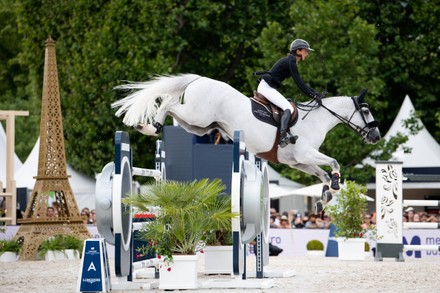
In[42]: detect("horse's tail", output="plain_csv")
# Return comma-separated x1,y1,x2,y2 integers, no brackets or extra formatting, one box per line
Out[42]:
112,74,201,126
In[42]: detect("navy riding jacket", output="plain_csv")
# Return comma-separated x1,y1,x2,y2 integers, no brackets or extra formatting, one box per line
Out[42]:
261,54,319,99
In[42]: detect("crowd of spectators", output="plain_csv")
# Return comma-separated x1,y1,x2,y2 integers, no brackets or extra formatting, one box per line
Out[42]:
270,208,331,229
403,207,440,223
270,205,440,230
43,203,96,225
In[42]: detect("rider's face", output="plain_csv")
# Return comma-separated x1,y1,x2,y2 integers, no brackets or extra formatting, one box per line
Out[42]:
299,49,308,60
295,49,309,62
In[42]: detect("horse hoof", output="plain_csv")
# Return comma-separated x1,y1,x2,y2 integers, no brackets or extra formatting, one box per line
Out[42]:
322,190,333,203
315,201,323,214
135,123,158,136
330,172,340,190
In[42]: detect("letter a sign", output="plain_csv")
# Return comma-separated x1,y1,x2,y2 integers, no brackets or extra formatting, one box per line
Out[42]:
78,239,111,292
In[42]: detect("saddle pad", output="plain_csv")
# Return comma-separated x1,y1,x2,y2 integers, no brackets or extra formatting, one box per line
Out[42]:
250,100,278,127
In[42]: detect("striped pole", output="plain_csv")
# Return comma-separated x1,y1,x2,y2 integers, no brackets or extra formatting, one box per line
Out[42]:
403,222,440,229
403,245,440,252
403,200,440,207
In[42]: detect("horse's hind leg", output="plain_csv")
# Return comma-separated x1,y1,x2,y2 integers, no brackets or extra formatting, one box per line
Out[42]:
135,97,173,136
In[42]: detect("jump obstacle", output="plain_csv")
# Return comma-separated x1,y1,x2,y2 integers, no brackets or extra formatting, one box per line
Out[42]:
80,129,289,291
79,131,164,291
375,161,440,261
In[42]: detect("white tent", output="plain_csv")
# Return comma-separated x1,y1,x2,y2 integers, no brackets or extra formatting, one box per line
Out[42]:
386,95,440,168
0,123,23,187
365,95,440,200
14,138,96,210
267,165,304,198
267,165,310,214
289,183,374,201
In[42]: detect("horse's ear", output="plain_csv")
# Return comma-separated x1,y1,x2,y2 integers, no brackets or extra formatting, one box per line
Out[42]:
357,88,368,105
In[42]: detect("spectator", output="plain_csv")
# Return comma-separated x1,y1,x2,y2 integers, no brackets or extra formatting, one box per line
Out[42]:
426,214,438,223
270,215,279,228
321,214,331,229
81,207,90,224
270,208,281,227
89,209,97,225
405,207,415,222
362,213,372,229
279,215,291,229
51,202,60,217
292,215,305,228
305,214,321,229
413,213,421,222
46,206,56,218
403,214,408,222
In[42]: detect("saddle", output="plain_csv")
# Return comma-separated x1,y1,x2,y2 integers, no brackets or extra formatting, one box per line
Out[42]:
251,91,299,164
251,91,298,128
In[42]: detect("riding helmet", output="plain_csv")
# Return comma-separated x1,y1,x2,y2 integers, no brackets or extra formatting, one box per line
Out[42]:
290,39,314,53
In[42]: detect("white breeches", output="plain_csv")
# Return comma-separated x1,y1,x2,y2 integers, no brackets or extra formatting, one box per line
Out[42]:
257,79,294,112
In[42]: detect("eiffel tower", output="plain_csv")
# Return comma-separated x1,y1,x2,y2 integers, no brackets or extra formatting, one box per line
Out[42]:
15,37,91,260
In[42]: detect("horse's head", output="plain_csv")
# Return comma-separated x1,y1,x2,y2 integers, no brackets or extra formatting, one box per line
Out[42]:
349,89,381,144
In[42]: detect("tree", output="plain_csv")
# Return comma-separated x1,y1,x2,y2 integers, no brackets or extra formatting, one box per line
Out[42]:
2,0,436,185
262,0,388,184
359,1,440,141
0,2,38,159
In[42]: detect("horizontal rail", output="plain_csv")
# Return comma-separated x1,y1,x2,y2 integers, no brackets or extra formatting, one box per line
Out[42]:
132,258,160,270
132,167,161,178
403,222,440,229
403,200,440,207
404,245,440,251
132,222,151,231
0,217,13,222
0,192,13,197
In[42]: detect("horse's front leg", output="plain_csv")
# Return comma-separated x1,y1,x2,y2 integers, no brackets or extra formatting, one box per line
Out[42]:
294,149,341,190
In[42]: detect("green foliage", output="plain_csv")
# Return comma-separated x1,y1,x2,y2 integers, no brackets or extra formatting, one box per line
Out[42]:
306,239,324,251
123,179,238,261
0,238,22,255
326,181,367,239
38,235,83,257
0,1,438,183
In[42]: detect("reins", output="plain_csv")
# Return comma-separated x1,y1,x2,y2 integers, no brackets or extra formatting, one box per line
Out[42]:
298,97,378,139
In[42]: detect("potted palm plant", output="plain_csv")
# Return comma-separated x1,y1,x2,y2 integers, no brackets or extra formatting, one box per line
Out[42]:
203,198,234,275
0,238,22,262
123,178,237,290
326,180,369,261
306,239,325,257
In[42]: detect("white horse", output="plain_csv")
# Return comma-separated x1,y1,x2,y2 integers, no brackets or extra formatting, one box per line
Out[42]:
112,74,380,201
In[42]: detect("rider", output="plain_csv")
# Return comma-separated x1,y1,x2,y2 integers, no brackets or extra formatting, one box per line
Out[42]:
257,39,324,148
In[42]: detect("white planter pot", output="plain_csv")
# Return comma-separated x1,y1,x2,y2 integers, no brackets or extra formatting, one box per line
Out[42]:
306,250,325,257
337,238,365,261
0,251,18,262
159,254,199,290
204,245,233,274
64,249,80,260
45,250,67,261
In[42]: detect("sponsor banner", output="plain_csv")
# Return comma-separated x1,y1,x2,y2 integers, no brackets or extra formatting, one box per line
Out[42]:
268,228,440,258
3,226,440,258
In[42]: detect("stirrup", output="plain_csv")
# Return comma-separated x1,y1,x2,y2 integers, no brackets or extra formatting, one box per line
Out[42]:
279,132,298,148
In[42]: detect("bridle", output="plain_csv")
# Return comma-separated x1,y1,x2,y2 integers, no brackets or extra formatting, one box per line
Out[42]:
320,96,379,140
298,91,379,140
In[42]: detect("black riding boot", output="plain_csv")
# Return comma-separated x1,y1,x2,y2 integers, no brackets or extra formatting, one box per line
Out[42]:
279,109,298,148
